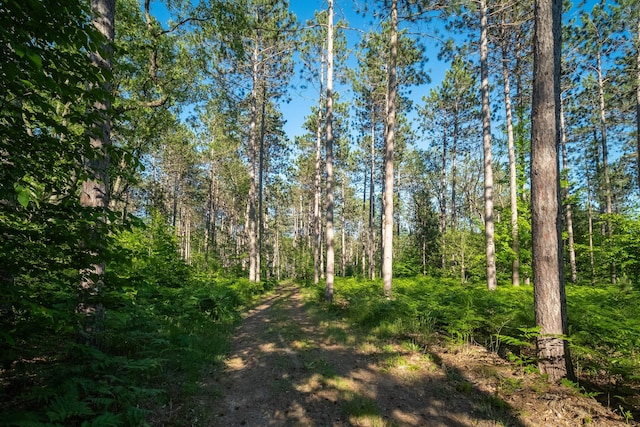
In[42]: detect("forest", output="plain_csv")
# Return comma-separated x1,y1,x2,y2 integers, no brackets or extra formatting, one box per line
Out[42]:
1,0,640,425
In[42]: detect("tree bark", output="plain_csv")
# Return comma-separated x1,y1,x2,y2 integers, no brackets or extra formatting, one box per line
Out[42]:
451,114,458,230
501,21,520,287
531,0,572,381
325,0,335,303
369,106,376,280
257,81,267,283
247,42,259,283
314,53,324,285
596,49,615,284
341,178,346,277
382,0,398,297
480,0,497,291
79,0,116,347
440,110,448,271
560,98,577,283
636,19,640,191
586,158,596,285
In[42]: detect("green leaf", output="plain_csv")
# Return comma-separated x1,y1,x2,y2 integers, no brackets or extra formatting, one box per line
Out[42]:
17,191,30,208
86,412,122,427
14,184,30,208
26,50,42,68
11,42,25,58
0,331,15,346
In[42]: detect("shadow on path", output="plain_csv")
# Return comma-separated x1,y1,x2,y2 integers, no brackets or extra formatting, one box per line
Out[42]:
204,285,530,426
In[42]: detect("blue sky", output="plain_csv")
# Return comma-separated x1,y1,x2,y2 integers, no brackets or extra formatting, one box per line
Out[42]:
148,0,602,151
282,1,451,148
149,0,450,148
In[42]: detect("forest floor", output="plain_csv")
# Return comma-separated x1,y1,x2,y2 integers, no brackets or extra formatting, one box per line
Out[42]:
187,285,634,426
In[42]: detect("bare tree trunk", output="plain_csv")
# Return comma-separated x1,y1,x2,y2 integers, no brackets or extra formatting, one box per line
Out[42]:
440,111,448,271
360,175,366,277
79,0,116,347
382,0,398,297
320,229,325,279
480,0,497,291
248,43,259,283
501,24,520,287
274,214,280,280
636,20,640,191
257,81,267,283
451,116,458,230
184,210,191,264
369,107,376,280
172,173,178,227
560,98,577,283
204,151,214,264
325,0,335,303
596,49,615,284
586,159,596,285
314,52,324,285
531,0,572,381
341,178,346,277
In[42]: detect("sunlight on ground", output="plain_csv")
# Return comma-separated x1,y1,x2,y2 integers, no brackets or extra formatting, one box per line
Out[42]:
294,373,324,393
258,342,277,352
226,357,245,370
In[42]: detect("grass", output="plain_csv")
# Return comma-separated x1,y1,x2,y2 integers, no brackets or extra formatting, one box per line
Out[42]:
300,275,640,422
309,276,640,387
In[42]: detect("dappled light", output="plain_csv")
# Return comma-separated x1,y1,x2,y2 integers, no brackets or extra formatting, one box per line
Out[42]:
203,285,572,426
2,0,640,424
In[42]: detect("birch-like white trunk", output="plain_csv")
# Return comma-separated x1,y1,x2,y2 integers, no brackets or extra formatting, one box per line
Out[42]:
325,0,335,302
501,26,520,287
382,0,398,297
480,0,497,291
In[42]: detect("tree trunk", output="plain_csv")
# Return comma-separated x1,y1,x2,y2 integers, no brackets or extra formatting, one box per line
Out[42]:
451,115,458,231
501,23,520,287
636,19,640,191
257,81,267,283
531,0,572,381
560,98,577,283
369,106,376,280
382,0,398,297
480,0,497,291
341,178,346,277
204,150,214,264
78,0,116,347
586,158,596,285
325,0,335,303
314,65,324,285
596,49,615,284
247,42,259,283
361,171,367,277
440,111,448,271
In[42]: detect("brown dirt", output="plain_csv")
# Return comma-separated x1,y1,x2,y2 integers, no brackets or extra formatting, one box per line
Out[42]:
192,285,634,426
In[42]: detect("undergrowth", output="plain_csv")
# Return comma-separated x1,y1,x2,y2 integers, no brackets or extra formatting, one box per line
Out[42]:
307,276,640,390
0,218,276,426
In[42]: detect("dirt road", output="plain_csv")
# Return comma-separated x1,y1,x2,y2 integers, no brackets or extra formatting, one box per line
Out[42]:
198,285,629,426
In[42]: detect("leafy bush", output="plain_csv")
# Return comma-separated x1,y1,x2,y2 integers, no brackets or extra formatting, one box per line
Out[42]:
0,216,275,425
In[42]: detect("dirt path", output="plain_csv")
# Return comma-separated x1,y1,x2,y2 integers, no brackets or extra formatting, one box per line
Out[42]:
199,285,630,426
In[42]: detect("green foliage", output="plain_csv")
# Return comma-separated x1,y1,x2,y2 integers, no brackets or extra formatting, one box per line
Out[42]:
317,276,640,386
1,213,275,425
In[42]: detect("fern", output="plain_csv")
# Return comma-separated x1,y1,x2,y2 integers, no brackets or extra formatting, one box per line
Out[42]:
46,390,94,422
83,412,122,427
